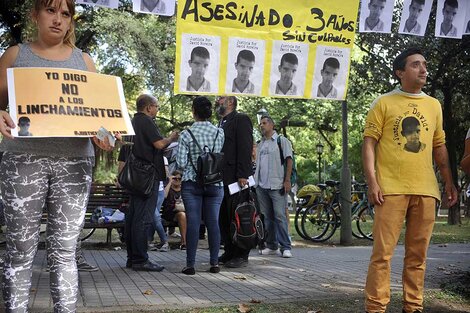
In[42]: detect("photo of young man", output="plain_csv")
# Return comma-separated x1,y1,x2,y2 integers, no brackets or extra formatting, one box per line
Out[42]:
186,46,211,92
275,53,298,96
359,0,394,33
232,50,256,94
316,57,340,99
402,0,426,35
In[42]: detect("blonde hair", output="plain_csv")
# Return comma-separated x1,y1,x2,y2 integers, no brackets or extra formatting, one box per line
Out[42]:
33,0,76,47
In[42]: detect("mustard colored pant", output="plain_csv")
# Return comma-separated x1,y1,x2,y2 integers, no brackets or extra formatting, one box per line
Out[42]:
365,195,436,313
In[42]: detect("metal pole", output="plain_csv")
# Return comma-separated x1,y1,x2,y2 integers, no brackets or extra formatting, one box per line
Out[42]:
340,100,352,245
318,154,322,183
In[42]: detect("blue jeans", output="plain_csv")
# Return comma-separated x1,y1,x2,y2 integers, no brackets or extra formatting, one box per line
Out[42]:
256,187,291,251
181,181,224,267
147,188,167,243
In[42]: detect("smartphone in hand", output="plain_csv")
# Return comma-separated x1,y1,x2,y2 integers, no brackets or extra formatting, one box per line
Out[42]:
279,188,285,195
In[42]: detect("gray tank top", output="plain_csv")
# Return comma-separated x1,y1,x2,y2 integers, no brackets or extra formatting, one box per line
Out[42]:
0,43,94,157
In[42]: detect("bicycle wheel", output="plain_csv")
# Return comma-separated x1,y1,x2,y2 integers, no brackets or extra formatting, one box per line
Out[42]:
301,202,337,242
357,206,374,241
351,203,364,239
79,228,96,242
294,206,309,240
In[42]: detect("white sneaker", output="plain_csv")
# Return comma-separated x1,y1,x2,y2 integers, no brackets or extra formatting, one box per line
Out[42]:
170,232,181,238
282,250,293,258
260,248,281,255
157,242,170,252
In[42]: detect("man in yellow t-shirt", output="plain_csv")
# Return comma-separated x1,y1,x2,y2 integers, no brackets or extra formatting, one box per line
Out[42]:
362,47,458,313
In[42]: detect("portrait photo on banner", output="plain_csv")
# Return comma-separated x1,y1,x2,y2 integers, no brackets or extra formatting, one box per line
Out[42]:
358,0,395,33
269,41,309,97
225,38,265,95
311,46,350,101
132,0,175,16
398,0,433,36
179,34,221,94
76,0,119,8
463,1,470,35
435,0,466,39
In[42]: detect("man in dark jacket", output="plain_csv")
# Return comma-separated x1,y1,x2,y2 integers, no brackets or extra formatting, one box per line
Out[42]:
124,94,178,271
216,96,254,268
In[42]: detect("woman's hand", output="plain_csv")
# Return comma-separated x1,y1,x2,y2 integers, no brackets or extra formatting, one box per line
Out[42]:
0,110,15,139
92,135,114,152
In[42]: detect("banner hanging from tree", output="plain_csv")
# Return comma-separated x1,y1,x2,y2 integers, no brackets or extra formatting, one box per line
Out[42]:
174,0,360,100
7,68,134,137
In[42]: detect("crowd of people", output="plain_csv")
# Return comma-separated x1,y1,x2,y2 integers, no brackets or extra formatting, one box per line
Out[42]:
0,1,468,313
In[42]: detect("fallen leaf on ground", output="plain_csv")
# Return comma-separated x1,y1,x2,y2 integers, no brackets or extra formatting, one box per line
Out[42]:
234,275,247,280
320,284,331,288
250,299,261,303
143,289,153,295
238,303,252,312
307,310,322,313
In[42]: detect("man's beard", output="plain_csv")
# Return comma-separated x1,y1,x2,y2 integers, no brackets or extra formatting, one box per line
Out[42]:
217,105,226,117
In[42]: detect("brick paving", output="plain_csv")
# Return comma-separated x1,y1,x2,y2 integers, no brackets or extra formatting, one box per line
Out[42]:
0,243,469,312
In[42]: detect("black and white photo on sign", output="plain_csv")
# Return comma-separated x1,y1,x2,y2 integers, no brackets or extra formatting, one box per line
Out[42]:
464,2,470,35
269,41,309,97
132,0,175,16
76,0,118,8
179,34,221,94
358,0,395,33
435,0,466,38
311,46,350,101
398,0,433,36
225,38,265,95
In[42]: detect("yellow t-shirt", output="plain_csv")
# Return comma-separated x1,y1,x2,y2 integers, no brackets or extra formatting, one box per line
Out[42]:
363,89,445,200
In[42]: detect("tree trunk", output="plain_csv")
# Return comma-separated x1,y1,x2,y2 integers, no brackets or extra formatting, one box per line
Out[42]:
442,86,461,225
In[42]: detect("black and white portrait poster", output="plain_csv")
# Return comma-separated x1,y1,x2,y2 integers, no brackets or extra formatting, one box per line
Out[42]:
178,34,221,94
225,38,265,95
132,0,175,16
464,1,470,35
435,0,466,39
311,46,350,100
358,0,395,33
398,0,433,36
76,0,119,8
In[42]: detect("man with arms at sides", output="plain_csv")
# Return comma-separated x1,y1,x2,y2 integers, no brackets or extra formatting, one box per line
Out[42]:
215,96,254,268
316,57,340,99
365,0,386,31
275,53,298,95
255,115,293,258
232,49,256,94
124,94,178,271
363,47,458,313
140,0,166,14
440,0,459,37
403,0,425,34
186,46,211,92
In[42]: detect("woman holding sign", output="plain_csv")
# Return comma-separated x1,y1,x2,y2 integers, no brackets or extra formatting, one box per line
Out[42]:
0,0,112,311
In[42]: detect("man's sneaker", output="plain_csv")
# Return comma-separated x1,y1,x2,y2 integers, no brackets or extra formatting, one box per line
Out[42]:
225,257,248,268
77,260,99,272
282,250,293,258
157,242,170,252
260,248,281,255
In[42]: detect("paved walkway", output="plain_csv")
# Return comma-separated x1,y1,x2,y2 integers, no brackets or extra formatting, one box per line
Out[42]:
0,243,469,312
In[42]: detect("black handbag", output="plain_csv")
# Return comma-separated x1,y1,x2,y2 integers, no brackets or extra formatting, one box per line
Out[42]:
118,144,156,197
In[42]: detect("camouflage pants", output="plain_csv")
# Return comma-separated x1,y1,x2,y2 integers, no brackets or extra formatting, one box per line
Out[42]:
0,153,93,313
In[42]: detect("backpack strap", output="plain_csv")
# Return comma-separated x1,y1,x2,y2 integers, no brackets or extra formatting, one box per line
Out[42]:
211,129,220,152
277,135,285,166
186,128,202,173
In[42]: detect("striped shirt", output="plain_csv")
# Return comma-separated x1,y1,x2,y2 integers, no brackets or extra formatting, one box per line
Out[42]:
176,121,225,184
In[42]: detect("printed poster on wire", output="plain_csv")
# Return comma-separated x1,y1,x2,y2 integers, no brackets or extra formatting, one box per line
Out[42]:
174,0,360,100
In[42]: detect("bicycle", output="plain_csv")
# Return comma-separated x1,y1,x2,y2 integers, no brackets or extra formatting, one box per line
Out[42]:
300,180,374,242
293,184,322,240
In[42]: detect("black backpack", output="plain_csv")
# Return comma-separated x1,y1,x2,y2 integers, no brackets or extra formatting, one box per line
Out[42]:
230,189,264,250
187,128,224,185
